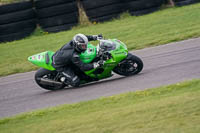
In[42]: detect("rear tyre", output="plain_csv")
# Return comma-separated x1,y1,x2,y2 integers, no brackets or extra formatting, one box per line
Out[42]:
113,53,143,76
35,68,65,90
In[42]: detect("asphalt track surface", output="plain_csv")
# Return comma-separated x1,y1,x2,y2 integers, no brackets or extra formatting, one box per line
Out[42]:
0,38,200,119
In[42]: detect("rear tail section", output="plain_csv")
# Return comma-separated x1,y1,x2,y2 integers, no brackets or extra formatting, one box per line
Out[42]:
28,51,55,71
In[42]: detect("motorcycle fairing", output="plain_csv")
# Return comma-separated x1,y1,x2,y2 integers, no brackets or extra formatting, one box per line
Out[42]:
85,39,128,79
28,51,56,71
79,43,97,63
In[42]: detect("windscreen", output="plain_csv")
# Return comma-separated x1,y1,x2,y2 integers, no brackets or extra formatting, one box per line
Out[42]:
99,40,116,51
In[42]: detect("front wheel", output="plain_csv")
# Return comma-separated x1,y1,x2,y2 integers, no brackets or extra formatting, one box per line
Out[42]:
113,53,143,76
35,68,65,91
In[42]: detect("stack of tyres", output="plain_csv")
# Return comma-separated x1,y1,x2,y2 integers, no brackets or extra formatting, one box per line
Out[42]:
174,0,200,6
35,0,78,33
81,0,124,22
123,0,164,16
0,1,36,43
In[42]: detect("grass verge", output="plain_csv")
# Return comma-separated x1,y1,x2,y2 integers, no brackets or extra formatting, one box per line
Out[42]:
1,3,200,76
0,79,200,133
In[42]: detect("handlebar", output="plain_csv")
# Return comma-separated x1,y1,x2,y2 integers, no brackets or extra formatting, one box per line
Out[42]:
97,37,103,41
96,34,104,41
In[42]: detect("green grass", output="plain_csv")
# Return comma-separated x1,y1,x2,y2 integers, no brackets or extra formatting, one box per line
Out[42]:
0,79,200,133
1,3,200,76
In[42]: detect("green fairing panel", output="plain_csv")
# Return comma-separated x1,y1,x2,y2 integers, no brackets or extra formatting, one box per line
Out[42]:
27,44,97,71
28,51,55,71
79,43,97,63
84,39,128,79
84,58,116,79
110,39,128,62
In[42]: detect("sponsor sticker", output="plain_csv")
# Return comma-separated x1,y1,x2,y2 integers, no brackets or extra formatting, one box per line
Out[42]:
32,56,35,60
38,55,41,60
37,55,43,61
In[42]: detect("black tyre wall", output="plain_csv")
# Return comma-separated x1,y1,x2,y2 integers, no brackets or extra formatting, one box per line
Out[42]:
127,0,163,11
86,3,123,18
130,7,160,16
35,0,78,33
123,0,164,16
0,27,36,42
90,14,120,22
43,23,77,33
36,2,78,19
0,19,36,35
39,13,78,28
81,0,165,22
0,1,36,43
81,0,121,10
0,9,36,25
174,0,200,6
173,0,199,2
82,0,123,22
0,1,32,15
35,0,75,9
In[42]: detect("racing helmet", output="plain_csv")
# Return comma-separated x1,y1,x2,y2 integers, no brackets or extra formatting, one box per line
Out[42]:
73,33,88,52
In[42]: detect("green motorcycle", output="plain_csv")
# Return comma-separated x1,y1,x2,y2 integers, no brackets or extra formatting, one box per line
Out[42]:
28,38,143,90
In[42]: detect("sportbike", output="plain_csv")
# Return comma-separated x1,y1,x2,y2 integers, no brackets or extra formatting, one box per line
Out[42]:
28,38,143,90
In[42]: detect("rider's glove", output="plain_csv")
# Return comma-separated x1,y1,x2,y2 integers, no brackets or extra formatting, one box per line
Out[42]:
97,34,103,39
93,60,105,68
93,34,103,40
103,52,112,60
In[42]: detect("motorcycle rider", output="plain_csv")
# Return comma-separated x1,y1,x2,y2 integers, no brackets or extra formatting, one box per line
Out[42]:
52,33,103,87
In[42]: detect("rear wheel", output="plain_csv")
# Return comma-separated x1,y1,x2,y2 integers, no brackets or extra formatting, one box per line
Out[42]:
35,68,65,90
113,53,143,76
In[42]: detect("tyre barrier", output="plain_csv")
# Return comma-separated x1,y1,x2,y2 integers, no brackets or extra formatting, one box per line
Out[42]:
0,1,36,43
0,27,36,43
0,1,32,15
90,14,120,23
123,0,165,16
1,0,200,43
88,3,124,22
81,0,165,22
174,0,200,6
34,0,75,9
81,0,120,10
81,0,124,22
0,9,35,25
130,7,160,16
35,0,78,33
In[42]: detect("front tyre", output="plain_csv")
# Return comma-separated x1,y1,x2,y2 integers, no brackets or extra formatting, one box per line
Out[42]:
113,53,143,76
35,68,65,91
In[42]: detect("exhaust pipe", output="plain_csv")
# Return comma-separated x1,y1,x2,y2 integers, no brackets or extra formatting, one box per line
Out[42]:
39,78,63,86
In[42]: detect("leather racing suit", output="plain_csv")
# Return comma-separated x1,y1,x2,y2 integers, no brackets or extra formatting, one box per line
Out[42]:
52,35,97,87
